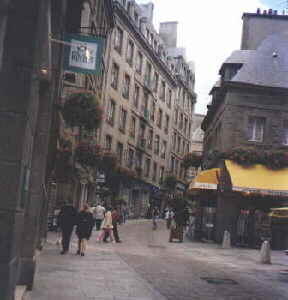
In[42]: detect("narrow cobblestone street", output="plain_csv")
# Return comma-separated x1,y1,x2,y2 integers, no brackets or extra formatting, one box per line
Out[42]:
26,220,288,300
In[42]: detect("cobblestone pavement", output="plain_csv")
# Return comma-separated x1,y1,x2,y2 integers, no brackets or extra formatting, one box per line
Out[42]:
26,219,288,300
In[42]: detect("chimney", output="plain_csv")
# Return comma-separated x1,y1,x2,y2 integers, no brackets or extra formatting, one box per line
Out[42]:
274,10,278,15
263,10,267,14
268,8,273,15
257,8,261,14
159,22,178,48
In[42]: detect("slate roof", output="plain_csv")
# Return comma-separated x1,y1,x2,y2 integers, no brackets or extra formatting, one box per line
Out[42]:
222,50,255,66
232,31,288,89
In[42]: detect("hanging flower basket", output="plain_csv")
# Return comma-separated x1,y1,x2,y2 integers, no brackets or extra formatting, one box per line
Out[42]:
74,142,102,167
228,146,259,167
182,152,202,169
163,173,177,190
99,151,118,173
62,91,103,131
117,167,137,187
55,149,74,183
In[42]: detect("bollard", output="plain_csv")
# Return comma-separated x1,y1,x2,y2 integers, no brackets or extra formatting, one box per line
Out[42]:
222,230,231,249
260,240,271,264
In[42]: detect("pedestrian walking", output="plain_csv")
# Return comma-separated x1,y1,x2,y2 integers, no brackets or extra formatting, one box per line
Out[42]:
57,202,77,254
104,207,122,243
96,208,114,242
152,207,160,230
165,209,174,230
122,205,129,224
76,204,94,256
93,203,106,231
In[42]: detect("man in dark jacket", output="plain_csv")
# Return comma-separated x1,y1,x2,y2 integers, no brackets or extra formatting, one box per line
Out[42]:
58,202,77,254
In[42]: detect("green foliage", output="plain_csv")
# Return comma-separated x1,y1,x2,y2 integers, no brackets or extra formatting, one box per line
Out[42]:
74,143,102,167
182,152,202,169
62,92,103,131
163,174,177,190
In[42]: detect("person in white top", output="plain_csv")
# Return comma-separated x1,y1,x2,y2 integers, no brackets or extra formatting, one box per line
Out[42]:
93,204,106,231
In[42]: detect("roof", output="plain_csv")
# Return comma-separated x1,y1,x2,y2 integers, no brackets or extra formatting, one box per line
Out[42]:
225,160,288,196
232,31,288,89
222,50,255,66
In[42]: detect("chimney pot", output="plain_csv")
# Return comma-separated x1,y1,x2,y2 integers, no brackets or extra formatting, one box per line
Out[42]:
274,10,278,15
257,8,261,14
263,10,267,14
268,8,273,15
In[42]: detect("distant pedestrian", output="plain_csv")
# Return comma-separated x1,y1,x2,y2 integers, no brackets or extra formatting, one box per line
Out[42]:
104,207,122,243
165,209,174,230
76,204,94,256
122,205,129,224
96,208,114,242
152,207,160,230
57,202,77,254
93,203,106,231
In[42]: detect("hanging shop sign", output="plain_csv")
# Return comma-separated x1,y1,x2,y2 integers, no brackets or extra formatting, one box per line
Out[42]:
63,34,104,75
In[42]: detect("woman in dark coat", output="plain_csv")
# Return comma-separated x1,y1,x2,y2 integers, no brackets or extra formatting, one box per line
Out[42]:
76,204,94,256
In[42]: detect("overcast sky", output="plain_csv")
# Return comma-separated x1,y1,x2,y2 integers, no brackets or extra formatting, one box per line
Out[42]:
135,0,286,114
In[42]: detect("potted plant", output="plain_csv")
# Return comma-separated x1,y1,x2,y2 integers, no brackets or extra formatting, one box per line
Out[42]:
182,152,202,169
61,91,103,131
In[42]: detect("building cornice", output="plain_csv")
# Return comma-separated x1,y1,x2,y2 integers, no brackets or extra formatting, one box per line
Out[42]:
114,2,178,88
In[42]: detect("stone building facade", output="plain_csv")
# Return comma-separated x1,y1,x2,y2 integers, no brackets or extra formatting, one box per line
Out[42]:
97,0,196,216
0,1,114,299
201,9,288,243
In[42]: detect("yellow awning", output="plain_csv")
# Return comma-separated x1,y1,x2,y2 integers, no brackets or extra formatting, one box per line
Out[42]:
189,168,220,190
269,208,288,218
225,160,288,196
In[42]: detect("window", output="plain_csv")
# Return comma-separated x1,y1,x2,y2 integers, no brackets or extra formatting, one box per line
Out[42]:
153,72,159,93
119,107,127,132
154,135,160,155
133,84,140,108
161,140,167,159
283,120,288,145
170,156,175,173
160,81,166,101
122,74,130,99
152,162,157,182
117,142,124,165
148,129,153,149
179,113,184,130
134,12,139,24
177,136,181,153
130,116,136,138
114,27,123,54
184,118,188,135
182,140,185,155
126,40,134,66
144,158,151,178
172,132,177,151
247,117,265,142
106,99,116,125
144,62,152,88
167,89,172,108
111,63,119,89
175,159,179,177
174,108,178,125
157,108,163,129
105,135,112,150
136,52,143,74
127,148,134,168
164,114,169,134
150,101,156,122
135,151,142,169
159,166,165,184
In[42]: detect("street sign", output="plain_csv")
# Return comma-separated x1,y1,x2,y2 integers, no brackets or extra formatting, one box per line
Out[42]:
63,34,104,75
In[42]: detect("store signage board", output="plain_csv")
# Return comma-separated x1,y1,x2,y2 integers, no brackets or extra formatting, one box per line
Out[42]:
63,34,104,75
